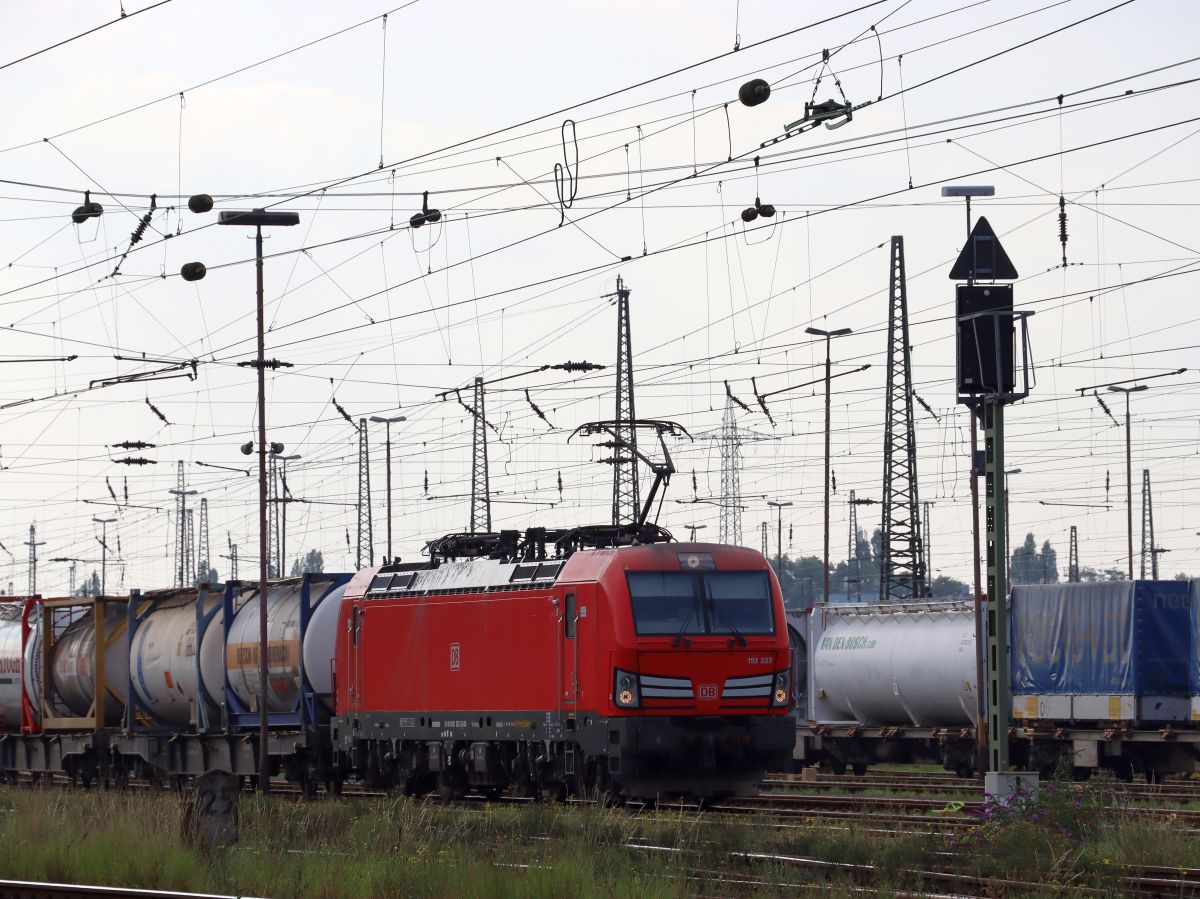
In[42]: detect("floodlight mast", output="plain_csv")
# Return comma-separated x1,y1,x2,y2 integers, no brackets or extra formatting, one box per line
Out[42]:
217,206,300,795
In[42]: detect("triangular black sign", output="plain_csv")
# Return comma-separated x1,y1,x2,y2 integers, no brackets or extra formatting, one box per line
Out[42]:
948,216,1018,281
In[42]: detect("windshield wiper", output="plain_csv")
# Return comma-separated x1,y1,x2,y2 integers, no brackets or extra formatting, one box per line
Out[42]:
707,597,748,648
671,597,698,648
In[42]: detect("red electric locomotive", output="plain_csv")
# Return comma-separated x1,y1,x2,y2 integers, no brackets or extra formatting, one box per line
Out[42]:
332,526,794,802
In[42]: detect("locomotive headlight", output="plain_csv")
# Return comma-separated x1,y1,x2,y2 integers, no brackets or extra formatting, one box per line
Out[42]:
771,670,790,707
613,669,640,708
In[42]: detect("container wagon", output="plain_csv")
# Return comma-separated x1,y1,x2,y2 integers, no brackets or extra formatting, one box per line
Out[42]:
794,582,1200,781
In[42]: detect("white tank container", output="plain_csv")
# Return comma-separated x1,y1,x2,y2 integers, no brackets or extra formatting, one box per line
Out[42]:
809,602,977,727
51,602,130,724
128,592,224,726
0,603,24,729
302,582,346,709
225,580,347,715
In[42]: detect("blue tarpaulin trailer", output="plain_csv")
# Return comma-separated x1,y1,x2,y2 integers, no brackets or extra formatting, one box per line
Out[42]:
1011,581,1192,723
1191,580,1200,723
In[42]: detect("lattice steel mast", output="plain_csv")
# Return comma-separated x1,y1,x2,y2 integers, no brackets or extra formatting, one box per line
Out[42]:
1068,525,1080,582
167,461,196,588
267,454,281,577
760,521,768,557
24,524,44,596
611,276,639,525
357,418,373,568
847,492,861,601
719,393,743,545
1140,468,1158,579
469,376,492,533
198,497,210,582
879,236,926,601
184,509,195,585
922,500,933,590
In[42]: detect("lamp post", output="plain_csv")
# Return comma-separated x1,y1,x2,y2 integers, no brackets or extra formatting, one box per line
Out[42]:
218,207,300,795
767,500,793,585
1003,468,1021,580
369,415,407,562
1107,384,1147,580
805,325,852,603
92,517,116,595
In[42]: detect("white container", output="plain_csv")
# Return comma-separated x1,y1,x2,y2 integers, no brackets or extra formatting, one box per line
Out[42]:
302,582,346,710
225,580,347,716
51,602,129,724
0,603,24,729
809,602,978,727
129,592,224,726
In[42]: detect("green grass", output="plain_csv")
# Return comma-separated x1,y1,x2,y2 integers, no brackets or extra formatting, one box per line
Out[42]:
0,779,1194,898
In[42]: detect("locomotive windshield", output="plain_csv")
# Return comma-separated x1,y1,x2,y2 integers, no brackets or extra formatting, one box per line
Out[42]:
627,571,774,637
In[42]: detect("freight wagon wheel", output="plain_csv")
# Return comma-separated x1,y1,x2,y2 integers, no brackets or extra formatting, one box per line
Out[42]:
852,763,868,777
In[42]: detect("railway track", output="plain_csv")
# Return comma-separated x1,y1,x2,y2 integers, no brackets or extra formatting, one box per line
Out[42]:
762,770,1200,806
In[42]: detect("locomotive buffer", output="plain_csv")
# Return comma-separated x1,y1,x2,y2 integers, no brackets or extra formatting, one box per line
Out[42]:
946,193,1036,802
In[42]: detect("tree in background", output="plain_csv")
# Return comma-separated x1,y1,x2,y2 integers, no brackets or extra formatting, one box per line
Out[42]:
930,575,970,597
73,571,100,598
1040,539,1058,584
1010,532,1061,585
1077,566,1127,582
290,549,324,576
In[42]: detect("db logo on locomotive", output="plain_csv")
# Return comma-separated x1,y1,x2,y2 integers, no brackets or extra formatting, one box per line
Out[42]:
698,684,717,700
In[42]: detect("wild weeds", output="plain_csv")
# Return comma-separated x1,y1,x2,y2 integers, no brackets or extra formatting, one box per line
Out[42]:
949,768,1146,889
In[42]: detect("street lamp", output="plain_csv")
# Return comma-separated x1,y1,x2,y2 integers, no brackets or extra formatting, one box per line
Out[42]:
1003,468,1021,579
767,500,793,584
218,207,300,796
369,415,407,562
805,325,852,603
1107,384,1148,580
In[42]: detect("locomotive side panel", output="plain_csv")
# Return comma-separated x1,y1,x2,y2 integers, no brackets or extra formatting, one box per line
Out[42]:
354,590,564,716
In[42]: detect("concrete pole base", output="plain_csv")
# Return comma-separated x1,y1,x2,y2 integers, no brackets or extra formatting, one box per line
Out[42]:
984,770,1039,806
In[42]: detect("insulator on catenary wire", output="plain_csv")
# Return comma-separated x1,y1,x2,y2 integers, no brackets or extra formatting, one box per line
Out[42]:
1058,195,1068,267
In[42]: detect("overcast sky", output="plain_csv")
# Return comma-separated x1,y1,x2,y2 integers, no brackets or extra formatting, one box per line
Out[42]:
0,0,1197,594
